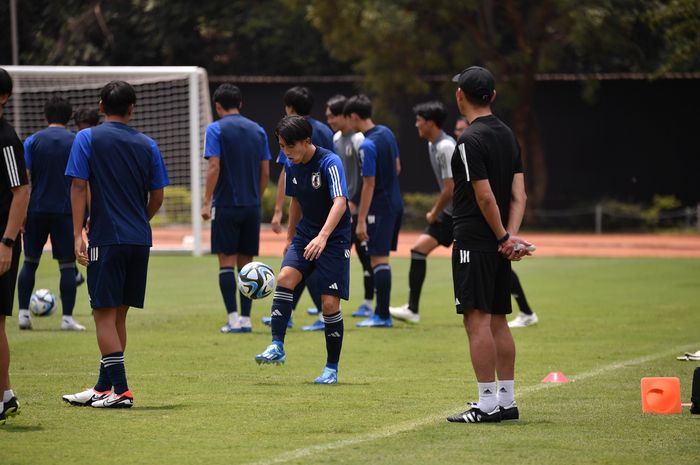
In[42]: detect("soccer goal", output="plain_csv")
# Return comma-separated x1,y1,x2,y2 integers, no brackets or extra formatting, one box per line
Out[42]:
2,66,212,255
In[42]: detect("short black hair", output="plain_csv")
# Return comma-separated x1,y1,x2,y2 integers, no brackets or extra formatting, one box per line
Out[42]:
343,94,372,119
0,68,12,95
283,86,313,116
412,101,448,128
275,115,312,145
74,107,100,127
326,94,347,116
100,80,136,116
213,83,242,110
44,96,73,125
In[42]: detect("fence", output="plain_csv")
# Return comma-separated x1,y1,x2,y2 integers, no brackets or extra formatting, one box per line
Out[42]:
532,203,700,233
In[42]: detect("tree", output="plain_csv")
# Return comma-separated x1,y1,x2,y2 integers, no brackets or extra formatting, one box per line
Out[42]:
645,0,700,74
300,0,671,210
0,0,350,75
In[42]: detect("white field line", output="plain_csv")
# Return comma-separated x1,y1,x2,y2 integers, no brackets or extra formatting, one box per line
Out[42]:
246,343,699,465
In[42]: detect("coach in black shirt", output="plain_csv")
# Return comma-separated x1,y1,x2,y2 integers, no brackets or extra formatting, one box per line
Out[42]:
446,66,532,424
0,67,30,426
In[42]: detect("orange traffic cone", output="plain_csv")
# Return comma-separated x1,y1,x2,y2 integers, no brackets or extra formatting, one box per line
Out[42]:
542,371,570,383
641,377,681,414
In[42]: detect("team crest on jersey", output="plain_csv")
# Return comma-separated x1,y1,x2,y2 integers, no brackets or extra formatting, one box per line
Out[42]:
311,172,322,189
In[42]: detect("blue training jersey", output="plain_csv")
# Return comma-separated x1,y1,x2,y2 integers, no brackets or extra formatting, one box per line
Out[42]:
284,146,351,243
276,116,334,165
204,114,272,208
65,122,170,247
24,127,75,215
359,125,403,213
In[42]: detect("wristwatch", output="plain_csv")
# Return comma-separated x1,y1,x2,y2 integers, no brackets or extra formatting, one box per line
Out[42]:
1,236,15,248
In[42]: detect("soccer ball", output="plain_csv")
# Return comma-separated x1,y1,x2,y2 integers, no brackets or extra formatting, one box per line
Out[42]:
237,262,276,299
29,289,56,317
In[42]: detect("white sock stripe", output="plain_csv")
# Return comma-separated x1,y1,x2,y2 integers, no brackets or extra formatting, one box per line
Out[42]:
273,291,294,299
410,252,427,260
102,356,125,362
102,361,125,368
373,264,391,273
323,313,343,324
219,268,236,274
59,262,75,270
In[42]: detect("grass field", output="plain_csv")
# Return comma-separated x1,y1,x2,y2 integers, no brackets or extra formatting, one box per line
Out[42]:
1,255,699,465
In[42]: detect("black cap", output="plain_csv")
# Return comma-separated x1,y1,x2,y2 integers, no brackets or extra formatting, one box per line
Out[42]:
452,66,495,103
0,68,12,95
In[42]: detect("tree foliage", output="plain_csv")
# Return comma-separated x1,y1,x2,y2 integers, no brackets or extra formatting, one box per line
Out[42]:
2,0,697,208
300,0,687,209
0,0,351,75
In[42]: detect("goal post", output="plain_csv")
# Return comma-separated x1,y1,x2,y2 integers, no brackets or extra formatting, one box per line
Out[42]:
2,66,212,256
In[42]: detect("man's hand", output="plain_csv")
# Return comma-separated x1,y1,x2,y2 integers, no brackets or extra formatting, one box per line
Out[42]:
304,234,328,261
271,210,283,234
0,245,12,276
355,219,368,242
75,236,88,266
201,202,212,221
426,210,438,224
498,235,533,261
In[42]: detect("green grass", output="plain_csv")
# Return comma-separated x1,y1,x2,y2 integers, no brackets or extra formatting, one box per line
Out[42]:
2,255,699,465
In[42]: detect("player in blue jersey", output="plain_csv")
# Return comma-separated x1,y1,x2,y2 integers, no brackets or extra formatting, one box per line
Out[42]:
390,101,456,324
0,68,30,426
16,96,86,331
201,84,271,334
71,107,100,287
344,95,403,328
325,95,375,318
255,115,351,384
265,86,333,331
74,107,100,131
62,80,169,408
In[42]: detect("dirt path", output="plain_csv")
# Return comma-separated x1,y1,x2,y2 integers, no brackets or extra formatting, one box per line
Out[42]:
152,226,700,258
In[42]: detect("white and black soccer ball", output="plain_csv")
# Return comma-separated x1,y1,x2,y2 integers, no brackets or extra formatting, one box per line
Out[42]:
237,262,276,299
29,289,56,317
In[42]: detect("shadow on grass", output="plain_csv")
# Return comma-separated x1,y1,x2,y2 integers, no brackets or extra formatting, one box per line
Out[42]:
132,404,184,411
0,424,45,432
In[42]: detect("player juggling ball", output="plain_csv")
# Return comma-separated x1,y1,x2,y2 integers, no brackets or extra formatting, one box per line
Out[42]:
255,115,351,385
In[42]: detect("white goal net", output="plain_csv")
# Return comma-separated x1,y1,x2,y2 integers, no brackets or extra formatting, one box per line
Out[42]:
2,66,212,255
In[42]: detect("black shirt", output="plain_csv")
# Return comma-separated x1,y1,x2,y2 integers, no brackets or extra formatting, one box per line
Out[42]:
0,116,29,225
451,115,522,250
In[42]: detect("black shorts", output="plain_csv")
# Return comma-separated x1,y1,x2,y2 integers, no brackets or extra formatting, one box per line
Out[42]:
452,242,512,315
423,211,453,247
0,238,22,316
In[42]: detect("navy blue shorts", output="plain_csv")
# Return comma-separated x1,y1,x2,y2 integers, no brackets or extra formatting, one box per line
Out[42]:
0,237,21,316
281,235,351,300
23,213,74,261
87,245,150,309
211,206,261,256
366,210,402,256
452,243,512,315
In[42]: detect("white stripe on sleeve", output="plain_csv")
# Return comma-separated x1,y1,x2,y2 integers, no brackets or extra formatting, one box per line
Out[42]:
329,165,342,198
458,143,470,182
3,146,20,187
